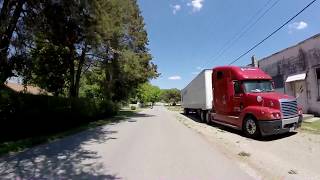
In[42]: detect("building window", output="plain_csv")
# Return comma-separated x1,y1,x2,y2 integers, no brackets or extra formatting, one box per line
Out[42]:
272,74,284,89
317,68,320,100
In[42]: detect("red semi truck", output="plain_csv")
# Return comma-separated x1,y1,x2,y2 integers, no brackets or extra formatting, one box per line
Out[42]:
181,66,303,138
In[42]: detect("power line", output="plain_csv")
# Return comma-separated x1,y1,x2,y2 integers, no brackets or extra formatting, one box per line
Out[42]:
210,0,281,64
229,0,318,65
203,0,279,68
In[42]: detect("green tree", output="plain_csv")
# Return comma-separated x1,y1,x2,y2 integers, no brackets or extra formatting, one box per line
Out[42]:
29,44,69,96
137,83,161,104
23,0,101,97
0,0,34,83
2,0,158,105
100,0,159,102
79,64,105,99
161,88,181,105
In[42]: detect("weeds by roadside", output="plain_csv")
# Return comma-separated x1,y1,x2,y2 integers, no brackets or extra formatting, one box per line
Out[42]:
166,105,183,112
301,121,320,134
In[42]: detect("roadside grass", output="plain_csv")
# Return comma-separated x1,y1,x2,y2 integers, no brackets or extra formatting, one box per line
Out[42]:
166,105,183,112
0,109,138,157
301,121,320,134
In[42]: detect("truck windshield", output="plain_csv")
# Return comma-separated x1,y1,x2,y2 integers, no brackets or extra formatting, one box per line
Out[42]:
243,80,274,93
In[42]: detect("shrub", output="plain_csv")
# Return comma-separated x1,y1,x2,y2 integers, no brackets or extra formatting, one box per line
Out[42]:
97,100,119,116
0,89,119,142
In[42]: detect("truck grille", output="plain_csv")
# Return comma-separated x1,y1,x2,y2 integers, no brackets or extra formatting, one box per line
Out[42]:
280,99,298,119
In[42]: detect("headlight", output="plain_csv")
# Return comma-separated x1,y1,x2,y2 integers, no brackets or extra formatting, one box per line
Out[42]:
270,101,274,107
257,96,263,103
271,112,281,119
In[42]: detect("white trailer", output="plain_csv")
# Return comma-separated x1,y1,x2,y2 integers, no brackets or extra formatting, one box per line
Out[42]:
181,69,213,122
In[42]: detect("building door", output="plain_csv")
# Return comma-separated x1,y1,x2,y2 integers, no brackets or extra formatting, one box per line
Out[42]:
293,80,308,112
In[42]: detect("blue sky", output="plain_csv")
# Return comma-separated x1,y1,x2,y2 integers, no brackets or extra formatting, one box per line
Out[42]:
137,0,320,89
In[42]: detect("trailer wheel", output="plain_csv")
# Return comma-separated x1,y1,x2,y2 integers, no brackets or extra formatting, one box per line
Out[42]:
184,108,189,115
243,116,260,138
200,110,207,123
205,112,211,125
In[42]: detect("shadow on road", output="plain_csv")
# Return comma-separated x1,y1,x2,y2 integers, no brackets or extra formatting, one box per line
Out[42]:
0,126,121,180
131,113,155,118
181,113,298,142
121,113,154,123
108,111,154,125
116,111,155,121
0,109,156,179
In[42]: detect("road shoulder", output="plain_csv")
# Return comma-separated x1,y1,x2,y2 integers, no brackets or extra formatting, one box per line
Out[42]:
169,109,320,180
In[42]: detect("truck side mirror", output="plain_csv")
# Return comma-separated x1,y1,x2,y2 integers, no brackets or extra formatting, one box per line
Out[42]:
233,81,243,95
272,81,275,89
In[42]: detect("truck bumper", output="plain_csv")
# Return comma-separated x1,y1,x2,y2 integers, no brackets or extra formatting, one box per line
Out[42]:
258,115,302,136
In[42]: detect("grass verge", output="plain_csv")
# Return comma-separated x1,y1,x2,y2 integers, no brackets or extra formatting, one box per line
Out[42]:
301,120,320,134
166,105,183,112
0,110,138,157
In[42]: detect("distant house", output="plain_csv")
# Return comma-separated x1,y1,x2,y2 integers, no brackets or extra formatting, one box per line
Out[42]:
4,82,52,96
258,33,320,115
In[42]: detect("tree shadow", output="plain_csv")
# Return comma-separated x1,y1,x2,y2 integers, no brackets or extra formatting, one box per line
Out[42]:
127,120,137,123
124,113,155,123
131,113,155,118
0,126,122,180
181,113,298,142
105,110,155,125
131,113,154,117
115,111,155,120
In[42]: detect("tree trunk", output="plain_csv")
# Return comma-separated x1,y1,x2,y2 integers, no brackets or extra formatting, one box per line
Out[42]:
110,52,121,101
74,45,87,97
103,47,113,100
0,0,10,25
68,45,76,98
104,59,113,100
0,0,26,83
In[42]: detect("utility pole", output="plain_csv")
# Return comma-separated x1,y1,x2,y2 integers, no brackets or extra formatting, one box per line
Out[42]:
251,55,258,67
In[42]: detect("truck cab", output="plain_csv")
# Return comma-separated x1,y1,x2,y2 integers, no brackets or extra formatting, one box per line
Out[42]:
210,66,303,137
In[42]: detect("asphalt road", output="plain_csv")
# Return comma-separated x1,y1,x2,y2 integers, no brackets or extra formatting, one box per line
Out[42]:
0,106,254,180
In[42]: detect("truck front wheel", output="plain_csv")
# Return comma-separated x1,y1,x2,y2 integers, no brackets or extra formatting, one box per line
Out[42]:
243,116,260,138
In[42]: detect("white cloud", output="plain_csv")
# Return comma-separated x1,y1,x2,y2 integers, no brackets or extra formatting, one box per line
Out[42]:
168,76,182,80
171,4,181,15
196,66,202,70
187,0,204,12
192,72,200,75
288,21,308,33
